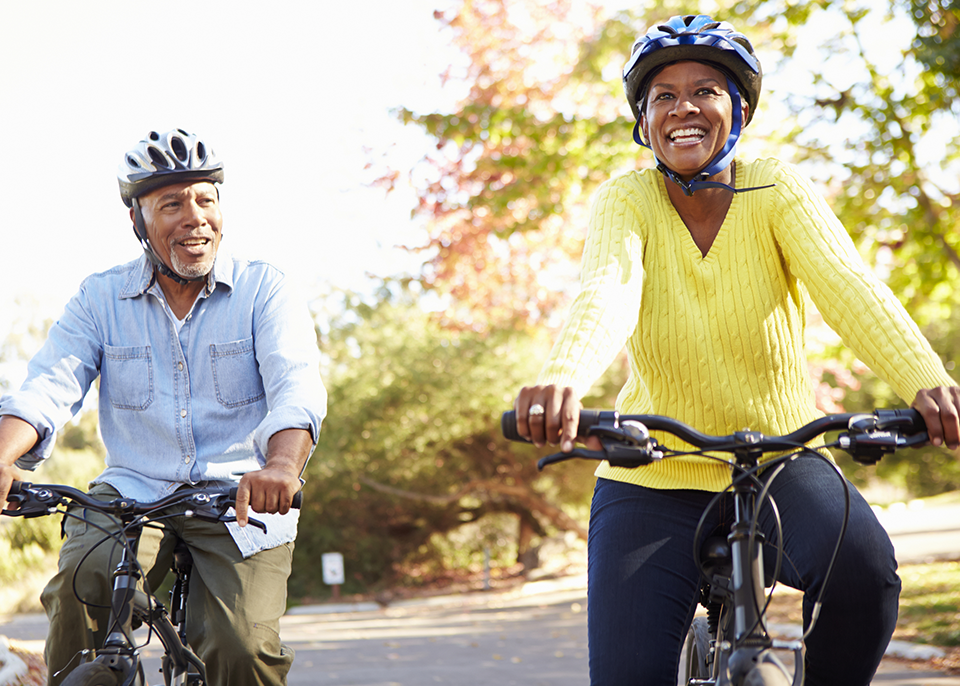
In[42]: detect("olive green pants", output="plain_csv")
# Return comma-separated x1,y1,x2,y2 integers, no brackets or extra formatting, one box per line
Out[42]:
40,484,294,686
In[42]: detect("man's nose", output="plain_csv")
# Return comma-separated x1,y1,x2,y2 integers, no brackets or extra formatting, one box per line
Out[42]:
182,199,206,226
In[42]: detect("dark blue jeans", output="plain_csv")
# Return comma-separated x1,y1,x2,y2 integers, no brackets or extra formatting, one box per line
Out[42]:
587,455,900,685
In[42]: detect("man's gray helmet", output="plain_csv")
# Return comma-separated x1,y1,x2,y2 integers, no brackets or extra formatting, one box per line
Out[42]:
118,129,224,208
118,129,224,285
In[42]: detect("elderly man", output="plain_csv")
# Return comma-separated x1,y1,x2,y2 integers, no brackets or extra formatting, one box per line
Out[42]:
0,129,327,686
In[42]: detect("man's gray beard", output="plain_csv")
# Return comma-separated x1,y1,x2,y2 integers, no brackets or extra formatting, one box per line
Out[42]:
170,251,214,280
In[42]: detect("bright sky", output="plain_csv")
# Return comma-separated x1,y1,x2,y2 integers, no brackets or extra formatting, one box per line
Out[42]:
0,0,462,334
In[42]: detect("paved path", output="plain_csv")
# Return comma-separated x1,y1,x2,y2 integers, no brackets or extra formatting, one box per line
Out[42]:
2,576,956,685
1,501,957,684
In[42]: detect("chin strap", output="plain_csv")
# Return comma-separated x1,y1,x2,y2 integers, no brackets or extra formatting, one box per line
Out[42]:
131,198,205,286
633,77,775,197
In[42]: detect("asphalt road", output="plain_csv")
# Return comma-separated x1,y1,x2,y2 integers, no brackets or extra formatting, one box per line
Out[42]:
3,577,957,686
0,503,957,685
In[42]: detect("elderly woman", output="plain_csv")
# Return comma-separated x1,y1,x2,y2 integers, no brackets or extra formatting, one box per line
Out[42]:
514,15,960,686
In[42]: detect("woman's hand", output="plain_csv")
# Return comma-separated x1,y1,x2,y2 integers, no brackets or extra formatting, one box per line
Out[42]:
912,386,960,451
514,385,601,452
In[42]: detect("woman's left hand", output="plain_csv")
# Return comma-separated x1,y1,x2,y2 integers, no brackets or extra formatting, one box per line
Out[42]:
912,386,960,451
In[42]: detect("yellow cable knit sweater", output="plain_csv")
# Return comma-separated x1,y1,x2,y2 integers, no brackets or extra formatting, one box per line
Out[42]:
537,158,954,492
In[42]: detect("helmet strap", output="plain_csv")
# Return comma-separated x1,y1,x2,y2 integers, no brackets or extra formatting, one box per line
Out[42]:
130,198,204,286
633,77,773,196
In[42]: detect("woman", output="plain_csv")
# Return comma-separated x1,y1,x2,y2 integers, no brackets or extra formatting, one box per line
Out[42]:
514,15,960,686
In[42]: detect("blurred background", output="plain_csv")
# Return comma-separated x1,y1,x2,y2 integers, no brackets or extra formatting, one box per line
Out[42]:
1,0,958,611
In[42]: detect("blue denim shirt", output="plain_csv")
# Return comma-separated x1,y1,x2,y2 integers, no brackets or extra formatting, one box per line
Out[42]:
0,254,327,557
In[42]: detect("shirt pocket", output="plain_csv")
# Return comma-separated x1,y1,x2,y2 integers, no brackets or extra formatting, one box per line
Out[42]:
102,344,154,411
210,337,266,408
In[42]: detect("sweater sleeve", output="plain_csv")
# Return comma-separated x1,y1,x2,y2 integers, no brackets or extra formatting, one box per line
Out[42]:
769,161,955,402
537,177,646,396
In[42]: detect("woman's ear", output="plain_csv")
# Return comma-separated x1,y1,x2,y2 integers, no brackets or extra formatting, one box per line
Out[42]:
741,101,751,126
640,111,649,143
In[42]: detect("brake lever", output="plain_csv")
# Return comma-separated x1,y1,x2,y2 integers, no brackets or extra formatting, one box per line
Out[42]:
537,421,663,471
1,485,63,518
838,413,929,465
217,514,268,533
182,493,269,533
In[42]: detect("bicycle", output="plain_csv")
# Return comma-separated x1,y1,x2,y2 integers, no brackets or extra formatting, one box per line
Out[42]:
1,482,301,686
502,407,927,685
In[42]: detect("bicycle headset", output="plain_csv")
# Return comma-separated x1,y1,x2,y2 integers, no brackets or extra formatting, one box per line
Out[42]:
622,15,771,196
117,128,225,285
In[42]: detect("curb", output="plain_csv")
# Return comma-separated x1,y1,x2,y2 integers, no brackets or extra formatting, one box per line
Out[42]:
286,573,588,616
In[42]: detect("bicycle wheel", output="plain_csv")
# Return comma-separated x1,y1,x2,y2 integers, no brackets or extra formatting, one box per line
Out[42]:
683,616,712,681
742,662,792,686
61,662,122,686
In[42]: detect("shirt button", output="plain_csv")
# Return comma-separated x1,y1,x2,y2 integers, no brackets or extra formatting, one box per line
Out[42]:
184,457,191,464
178,362,184,371
180,409,187,418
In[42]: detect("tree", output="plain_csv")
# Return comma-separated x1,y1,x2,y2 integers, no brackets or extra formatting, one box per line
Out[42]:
291,286,603,597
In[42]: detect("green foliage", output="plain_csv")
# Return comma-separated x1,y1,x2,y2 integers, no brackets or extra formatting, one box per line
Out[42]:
290,286,597,599
898,561,960,646
0,440,103,588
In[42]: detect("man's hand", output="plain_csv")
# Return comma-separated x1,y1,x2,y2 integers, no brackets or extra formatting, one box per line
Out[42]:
0,416,39,509
234,465,302,526
912,386,960,451
234,428,313,527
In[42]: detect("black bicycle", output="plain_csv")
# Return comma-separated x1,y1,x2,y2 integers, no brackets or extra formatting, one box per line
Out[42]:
502,407,927,686
2,482,301,686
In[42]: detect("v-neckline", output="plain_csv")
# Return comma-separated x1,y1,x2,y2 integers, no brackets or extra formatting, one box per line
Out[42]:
660,163,740,264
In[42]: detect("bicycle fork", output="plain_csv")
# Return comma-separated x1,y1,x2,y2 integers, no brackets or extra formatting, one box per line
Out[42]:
718,434,804,685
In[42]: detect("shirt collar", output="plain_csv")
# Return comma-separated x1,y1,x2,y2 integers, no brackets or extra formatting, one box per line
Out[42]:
120,253,234,300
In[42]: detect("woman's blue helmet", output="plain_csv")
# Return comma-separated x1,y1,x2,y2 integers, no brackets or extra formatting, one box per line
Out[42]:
622,15,764,195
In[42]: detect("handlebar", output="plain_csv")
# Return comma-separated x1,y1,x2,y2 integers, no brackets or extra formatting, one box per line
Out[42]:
2,482,303,533
502,408,928,468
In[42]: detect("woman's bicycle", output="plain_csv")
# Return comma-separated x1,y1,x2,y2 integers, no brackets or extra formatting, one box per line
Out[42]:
1,482,301,686
502,407,927,686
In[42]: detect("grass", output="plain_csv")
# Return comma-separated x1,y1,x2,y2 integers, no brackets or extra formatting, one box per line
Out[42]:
767,560,960,649
897,561,960,647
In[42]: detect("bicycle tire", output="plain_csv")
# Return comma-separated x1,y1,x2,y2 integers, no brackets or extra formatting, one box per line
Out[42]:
61,662,122,686
683,616,712,681
742,662,792,686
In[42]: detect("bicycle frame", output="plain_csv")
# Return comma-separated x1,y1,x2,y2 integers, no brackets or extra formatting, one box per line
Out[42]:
70,501,208,686
700,431,803,686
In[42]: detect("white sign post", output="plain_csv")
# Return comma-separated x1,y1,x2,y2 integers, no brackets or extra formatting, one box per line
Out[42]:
321,552,345,600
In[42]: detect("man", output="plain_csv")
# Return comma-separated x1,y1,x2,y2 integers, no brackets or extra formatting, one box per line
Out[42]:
0,128,327,685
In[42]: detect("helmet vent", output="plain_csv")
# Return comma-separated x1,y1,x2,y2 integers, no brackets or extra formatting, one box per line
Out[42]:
126,155,142,170
171,136,188,162
148,131,160,141
147,146,172,170
197,141,207,161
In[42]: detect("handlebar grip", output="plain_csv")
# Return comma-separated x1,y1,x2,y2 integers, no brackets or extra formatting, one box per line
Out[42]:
226,488,303,509
501,411,526,442
501,409,611,442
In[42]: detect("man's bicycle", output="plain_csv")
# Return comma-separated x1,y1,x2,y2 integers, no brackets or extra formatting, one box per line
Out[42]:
502,407,927,686
2,482,301,686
